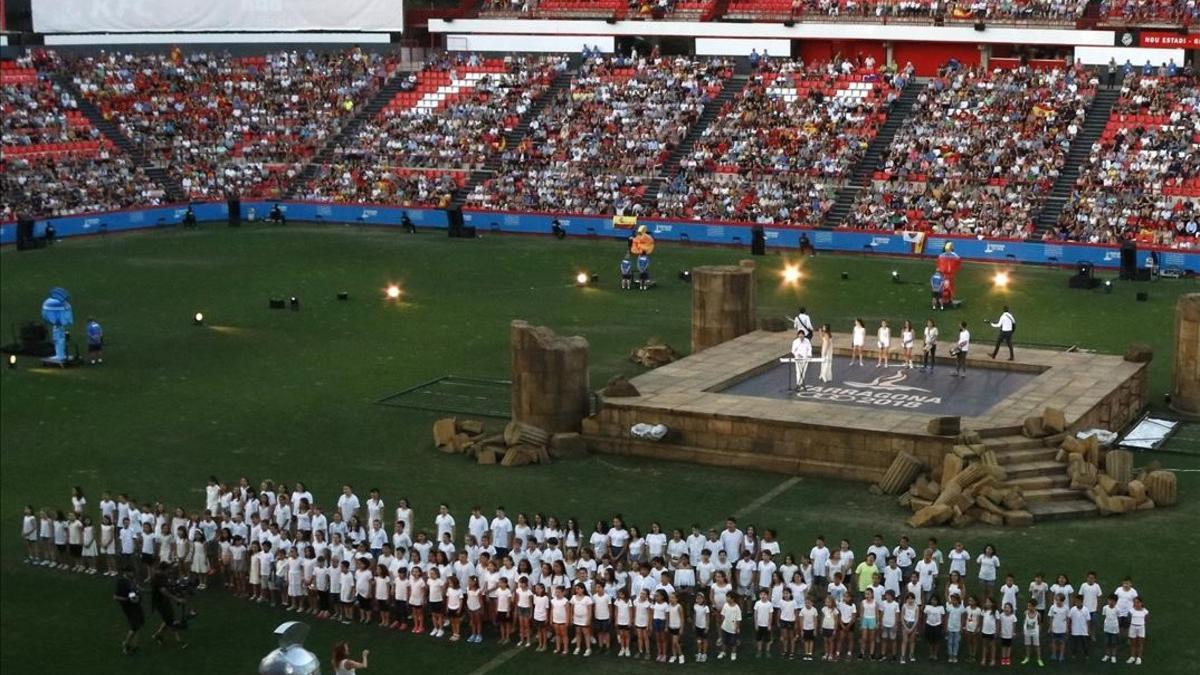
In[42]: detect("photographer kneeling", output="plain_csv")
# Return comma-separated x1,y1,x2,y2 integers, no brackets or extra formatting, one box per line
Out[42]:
151,563,190,649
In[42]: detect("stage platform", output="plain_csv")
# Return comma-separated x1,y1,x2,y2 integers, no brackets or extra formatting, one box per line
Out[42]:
583,331,1149,484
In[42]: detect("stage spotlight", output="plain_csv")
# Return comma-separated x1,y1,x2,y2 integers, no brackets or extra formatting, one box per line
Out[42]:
193,312,205,325
1104,279,1113,294
993,271,1010,289
289,296,300,311
678,270,692,283
337,291,349,301
891,270,901,283
7,354,15,369
841,272,849,281
385,285,402,300
781,264,802,285
575,272,590,287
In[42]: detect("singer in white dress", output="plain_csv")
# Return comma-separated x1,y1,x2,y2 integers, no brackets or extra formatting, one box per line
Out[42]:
851,319,867,366
818,325,834,383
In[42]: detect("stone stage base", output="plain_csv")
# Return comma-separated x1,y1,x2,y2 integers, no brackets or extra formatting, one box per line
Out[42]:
582,331,1149,483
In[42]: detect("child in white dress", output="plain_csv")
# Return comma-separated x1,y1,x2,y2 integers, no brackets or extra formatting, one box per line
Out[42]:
851,319,866,366
819,325,834,383
877,320,892,368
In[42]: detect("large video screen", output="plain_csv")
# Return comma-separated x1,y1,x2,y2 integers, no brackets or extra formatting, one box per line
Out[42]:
32,0,404,33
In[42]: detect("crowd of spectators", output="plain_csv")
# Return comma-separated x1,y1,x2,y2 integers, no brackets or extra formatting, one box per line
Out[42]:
845,64,1095,238
295,55,564,206
655,57,908,223
2,56,165,220
466,55,732,214
1051,74,1199,249
726,0,1088,23
68,48,395,200
1100,0,1198,26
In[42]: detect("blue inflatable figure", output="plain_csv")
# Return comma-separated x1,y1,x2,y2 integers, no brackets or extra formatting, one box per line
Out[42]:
41,287,74,363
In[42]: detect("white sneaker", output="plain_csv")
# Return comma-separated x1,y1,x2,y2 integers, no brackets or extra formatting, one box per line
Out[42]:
1127,656,1136,664
583,649,591,657
668,656,677,664
678,656,686,664
1136,657,1142,665
731,652,738,661
573,647,581,655
717,651,726,660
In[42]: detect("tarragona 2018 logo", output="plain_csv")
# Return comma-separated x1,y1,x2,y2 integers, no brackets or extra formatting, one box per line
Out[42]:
796,370,944,409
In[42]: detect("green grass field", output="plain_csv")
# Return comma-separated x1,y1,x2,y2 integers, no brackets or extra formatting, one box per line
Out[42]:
1,225,1197,674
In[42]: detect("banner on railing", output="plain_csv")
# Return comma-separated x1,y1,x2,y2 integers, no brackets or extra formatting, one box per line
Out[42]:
31,0,404,33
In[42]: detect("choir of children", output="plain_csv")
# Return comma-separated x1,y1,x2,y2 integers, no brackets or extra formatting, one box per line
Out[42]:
22,481,1151,665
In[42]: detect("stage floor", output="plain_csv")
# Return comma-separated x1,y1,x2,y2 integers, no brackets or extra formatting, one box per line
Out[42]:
718,356,1039,417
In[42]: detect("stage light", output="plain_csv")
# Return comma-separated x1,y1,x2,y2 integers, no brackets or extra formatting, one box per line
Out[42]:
337,291,349,301
575,272,591,287
891,270,901,283
993,271,1010,288
781,264,802,285
385,285,402,300
7,354,15,369
193,312,204,325
289,296,300,311
841,272,849,281
678,270,691,283
1104,280,1113,294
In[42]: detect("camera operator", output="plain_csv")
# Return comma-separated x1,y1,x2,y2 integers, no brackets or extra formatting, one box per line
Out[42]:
150,563,189,649
268,203,287,226
113,566,144,655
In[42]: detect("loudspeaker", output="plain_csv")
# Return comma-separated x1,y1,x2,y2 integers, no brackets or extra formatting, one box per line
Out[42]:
974,21,985,31
1119,240,1137,280
606,17,616,24
751,225,766,256
447,207,471,238
1069,262,1099,289
16,218,36,250
783,20,795,27
227,198,241,227
1077,261,1094,279
1136,292,1148,302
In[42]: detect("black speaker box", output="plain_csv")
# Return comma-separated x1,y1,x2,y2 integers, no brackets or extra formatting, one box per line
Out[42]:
227,198,241,227
751,225,766,256
1119,240,1137,280
16,218,36,250
974,21,985,31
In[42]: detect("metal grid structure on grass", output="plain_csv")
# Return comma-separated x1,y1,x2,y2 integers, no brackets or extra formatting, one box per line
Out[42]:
375,376,511,418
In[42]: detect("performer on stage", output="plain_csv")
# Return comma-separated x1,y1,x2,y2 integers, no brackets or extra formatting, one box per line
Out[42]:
791,306,814,338
818,325,834,384
630,226,655,290
791,331,814,391
851,318,866,366
876,320,892,368
636,254,651,290
987,305,1017,361
929,270,945,311
921,319,939,371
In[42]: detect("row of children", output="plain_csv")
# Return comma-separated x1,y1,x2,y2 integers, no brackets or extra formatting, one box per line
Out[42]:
21,483,1152,665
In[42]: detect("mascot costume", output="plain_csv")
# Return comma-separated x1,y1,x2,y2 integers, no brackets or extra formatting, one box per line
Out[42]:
41,287,74,363
630,225,656,290
936,242,962,306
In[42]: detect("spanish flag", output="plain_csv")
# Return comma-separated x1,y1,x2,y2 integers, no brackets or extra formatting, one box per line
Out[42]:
613,215,638,229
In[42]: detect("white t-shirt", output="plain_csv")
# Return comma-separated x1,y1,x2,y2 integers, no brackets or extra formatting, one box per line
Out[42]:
975,554,999,581
532,594,549,621
948,549,969,576
571,596,593,626
998,612,1017,639
1048,604,1069,633
693,603,710,630
720,603,742,633
916,559,938,591
1079,582,1102,612
592,593,612,620
336,494,359,523
945,604,966,632
467,514,488,543
719,529,744,560
809,546,830,576
490,517,514,548
434,513,455,540
1114,586,1138,616
1069,606,1091,636
880,600,900,627
550,596,569,624
924,604,945,627
754,600,773,627
1129,606,1148,628
800,605,819,630
1101,605,1120,633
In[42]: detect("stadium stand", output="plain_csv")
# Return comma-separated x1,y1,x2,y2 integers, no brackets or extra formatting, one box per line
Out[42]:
1100,0,1198,27
656,58,911,223
2,56,166,220
1052,74,1199,248
843,64,1096,239
294,55,565,206
720,0,1088,24
465,55,733,215
67,48,397,200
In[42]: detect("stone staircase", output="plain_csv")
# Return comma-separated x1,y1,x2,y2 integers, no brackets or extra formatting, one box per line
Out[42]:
973,430,1098,521
287,76,412,197
51,73,185,202
822,81,926,227
1033,86,1121,235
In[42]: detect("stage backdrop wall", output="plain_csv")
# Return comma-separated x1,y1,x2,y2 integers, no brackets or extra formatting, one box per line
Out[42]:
2,204,1195,273
31,0,404,33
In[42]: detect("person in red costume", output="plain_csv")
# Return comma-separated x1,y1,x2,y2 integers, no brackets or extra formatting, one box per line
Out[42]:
936,243,962,306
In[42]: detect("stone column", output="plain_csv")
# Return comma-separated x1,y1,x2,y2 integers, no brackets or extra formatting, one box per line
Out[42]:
691,264,756,353
978,44,991,70
510,320,590,433
1172,293,1200,417
883,42,894,71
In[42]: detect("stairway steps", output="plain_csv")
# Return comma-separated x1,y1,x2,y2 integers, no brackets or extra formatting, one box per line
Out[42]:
980,435,1052,451
994,448,1061,465
1004,460,1068,478
660,74,747,176
1028,499,1099,522
1023,487,1086,503
1006,474,1071,491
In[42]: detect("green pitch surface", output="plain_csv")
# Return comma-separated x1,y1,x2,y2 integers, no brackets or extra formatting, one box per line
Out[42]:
1,225,1197,674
